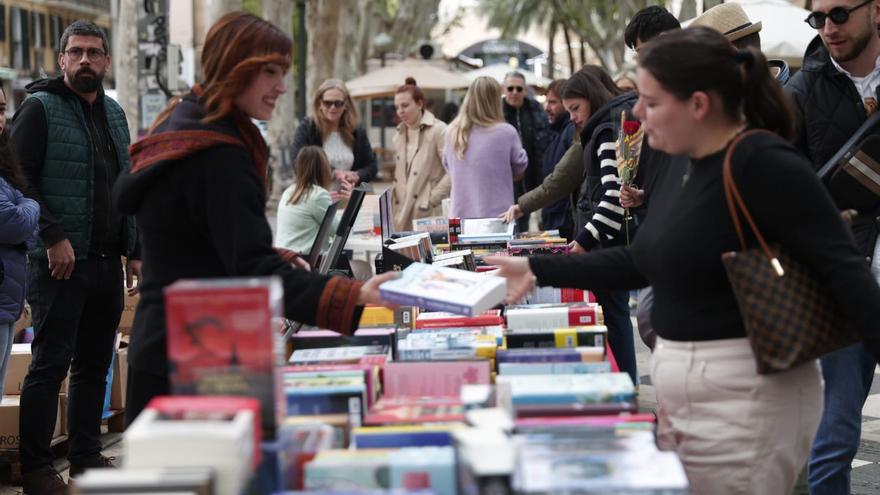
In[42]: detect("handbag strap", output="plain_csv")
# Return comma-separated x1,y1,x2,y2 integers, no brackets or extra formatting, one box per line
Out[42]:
722,129,786,277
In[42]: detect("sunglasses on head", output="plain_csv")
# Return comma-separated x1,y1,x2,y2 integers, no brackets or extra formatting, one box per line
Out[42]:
805,0,873,29
321,99,345,109
506,86,524,93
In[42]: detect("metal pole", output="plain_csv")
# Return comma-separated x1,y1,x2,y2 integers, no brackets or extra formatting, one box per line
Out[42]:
296,0,307,120
380,51,386,149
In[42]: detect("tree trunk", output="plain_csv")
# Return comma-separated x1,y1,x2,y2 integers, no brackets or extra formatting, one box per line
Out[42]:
579,35,586,68
207,0,242,24
262,0,296,198
306,0,341,101
678,0,696,20
116,0,139,140
333,0,360,81
547,19,556,79
562,22,574,76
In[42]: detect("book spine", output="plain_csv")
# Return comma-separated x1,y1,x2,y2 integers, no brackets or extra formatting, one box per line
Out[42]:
498,362,611,375
505,330,604,349
495,352,585,363
354,431,453,449
397,348,478,361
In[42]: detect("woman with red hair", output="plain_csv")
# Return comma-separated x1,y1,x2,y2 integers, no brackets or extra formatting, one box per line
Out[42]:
115,12,395,423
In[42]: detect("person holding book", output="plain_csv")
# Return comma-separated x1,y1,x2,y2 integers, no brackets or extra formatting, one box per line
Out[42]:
115,12,396,425
275,145,339,254
0,87,39,398
391,77,450,232
443,76,528,219
291,79,377,198
487,27,880,494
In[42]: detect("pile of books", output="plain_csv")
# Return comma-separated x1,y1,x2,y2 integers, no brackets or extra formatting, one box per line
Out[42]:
89,276,687,495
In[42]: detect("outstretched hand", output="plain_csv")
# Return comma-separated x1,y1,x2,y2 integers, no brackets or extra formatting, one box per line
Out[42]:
358,271,400,306
483,255,536,304
499,204,524,224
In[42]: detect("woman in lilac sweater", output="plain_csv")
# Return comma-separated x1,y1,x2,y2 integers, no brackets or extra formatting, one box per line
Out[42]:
443,76,527,218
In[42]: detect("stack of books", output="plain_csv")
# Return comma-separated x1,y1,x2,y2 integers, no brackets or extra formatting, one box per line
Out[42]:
504,325,608,349
512,431,688,494
496,372,636,418
508,231,569,256
283,370,369,427
124,397,259,495
387,232,434,263
431,249,477,271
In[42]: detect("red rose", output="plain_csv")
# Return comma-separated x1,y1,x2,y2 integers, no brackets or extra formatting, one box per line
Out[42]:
623,120,641,135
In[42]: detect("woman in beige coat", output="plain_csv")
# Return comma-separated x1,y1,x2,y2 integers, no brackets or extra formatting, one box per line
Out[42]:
391,78,450,231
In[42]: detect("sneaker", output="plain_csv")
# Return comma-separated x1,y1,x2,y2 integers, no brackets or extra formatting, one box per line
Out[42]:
68,453,117,478
22,465,67,495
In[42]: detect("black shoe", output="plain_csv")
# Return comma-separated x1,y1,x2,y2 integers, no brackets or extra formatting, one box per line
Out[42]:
68,453,117,478
22,465,67,495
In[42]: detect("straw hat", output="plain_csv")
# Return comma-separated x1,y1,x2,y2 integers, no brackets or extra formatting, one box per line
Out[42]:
691,3,762,42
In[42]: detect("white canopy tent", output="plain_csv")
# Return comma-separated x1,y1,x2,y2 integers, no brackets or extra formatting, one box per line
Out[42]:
684,0,817,67
345,60,471,100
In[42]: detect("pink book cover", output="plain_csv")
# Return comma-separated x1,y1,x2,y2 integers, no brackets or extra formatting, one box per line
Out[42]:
514,413,656,429
383,360,491,398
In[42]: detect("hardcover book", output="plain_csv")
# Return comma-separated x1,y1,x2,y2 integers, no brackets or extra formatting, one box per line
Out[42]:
496,372,636,407
379,263,506,317
504,326,608,349
505,303,601,330
164,277,284,438
415,310,504,329
364,397,466,426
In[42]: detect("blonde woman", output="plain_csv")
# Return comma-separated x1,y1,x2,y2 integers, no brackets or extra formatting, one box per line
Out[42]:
442,76,527,219
391,77,450,231
291,79,377,198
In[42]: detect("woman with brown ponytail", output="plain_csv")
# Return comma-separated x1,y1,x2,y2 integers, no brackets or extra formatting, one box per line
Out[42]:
114,12,395,424
390,77,449,231
487,27,880,493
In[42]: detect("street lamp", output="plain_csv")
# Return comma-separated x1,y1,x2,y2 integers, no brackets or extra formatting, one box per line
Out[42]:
373,32,393,149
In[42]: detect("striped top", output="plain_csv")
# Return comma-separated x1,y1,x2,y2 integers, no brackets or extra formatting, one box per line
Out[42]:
579,130,625,249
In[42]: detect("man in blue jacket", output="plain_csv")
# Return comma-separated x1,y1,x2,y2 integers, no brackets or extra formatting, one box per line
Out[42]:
10,21,138,494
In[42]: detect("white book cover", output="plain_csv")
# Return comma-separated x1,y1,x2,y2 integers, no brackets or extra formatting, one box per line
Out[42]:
380,263,506,317
289,345,388,363
460,218,514,237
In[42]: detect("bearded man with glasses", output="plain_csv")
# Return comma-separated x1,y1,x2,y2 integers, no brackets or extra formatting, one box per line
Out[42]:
502,71,548,233
786,1,880,493
9,20,137,494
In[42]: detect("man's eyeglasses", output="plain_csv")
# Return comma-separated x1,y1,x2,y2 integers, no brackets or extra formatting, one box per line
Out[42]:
321,99,345,109
506,86,525,93
805,0,873,29
63,47,107,61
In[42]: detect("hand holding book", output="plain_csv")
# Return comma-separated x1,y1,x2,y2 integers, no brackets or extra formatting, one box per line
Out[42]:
484,256,536,304
358,271,400,306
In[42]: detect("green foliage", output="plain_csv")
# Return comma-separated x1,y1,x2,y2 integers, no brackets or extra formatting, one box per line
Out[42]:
242,0,262,15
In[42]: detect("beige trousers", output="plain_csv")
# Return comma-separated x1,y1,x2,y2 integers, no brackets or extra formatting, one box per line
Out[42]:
651,337,824,495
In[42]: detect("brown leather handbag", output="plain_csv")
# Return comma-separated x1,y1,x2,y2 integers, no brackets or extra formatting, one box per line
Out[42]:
720,131,861,374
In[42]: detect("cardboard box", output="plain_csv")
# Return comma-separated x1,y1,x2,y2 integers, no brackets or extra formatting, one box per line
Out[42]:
118,290,140,336
0,395,62,450
2,344,32,395
111,347,128,410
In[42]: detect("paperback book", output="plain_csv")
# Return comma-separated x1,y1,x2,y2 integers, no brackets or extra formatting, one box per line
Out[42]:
379,263,506,317
164,277,284,438
505,303,601,330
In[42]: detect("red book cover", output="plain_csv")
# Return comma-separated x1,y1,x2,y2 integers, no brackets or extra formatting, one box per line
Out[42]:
364,396,465,425
415,310,504,329
568,305,599,326
146,395,263,467
164,277,284,439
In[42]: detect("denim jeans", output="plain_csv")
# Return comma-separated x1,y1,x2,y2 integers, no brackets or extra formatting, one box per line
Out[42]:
594,289,638,385
0,322,13,398
808,343,876,494
19,258,122,472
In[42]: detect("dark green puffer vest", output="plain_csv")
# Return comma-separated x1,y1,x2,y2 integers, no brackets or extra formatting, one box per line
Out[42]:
27,91,136,260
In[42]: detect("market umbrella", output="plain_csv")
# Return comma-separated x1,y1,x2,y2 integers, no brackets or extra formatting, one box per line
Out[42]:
463,63,553,88
346,60,471,100
684,0,816,67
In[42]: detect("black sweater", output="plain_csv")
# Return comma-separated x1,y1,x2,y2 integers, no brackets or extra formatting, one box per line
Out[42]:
115,98,362,376
530,132,880,356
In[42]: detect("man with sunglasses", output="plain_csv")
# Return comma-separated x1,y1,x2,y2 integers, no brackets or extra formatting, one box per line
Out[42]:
786,1,880,493
502,71,549,233
9,20,137,494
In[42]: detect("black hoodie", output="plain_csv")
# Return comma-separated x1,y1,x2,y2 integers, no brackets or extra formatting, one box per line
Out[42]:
10,77,123,257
